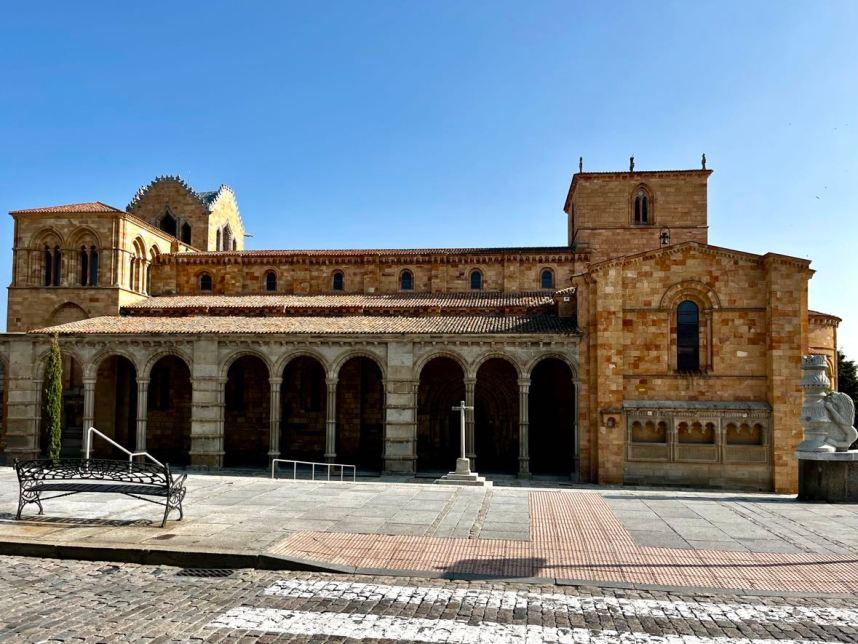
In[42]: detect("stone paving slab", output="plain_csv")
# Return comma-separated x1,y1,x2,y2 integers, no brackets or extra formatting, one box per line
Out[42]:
3,467,858,594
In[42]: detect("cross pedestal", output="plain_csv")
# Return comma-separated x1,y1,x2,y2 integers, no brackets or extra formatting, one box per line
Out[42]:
435,400,492,487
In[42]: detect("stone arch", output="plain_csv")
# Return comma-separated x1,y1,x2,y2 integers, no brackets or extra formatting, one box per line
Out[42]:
30,228,64,286
280,353,327,463
36,347,84,458
93,353,138,456
659,279,721,310
528,356,576,476
474,356,519,474
274,348,330,378
223,353,270,467
46,302,89,327
84,349,140,381
331,349,386,381
524,352,578,380
414,350,469,380
416,355,466,472
335,355,385,471
219,348,274,382
29,227,65,248
146,354,192,466
67,225,102,249
471,351,523,380
141,348,192,381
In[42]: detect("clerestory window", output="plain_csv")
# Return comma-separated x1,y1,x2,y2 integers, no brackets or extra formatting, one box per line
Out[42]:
677,300,700,371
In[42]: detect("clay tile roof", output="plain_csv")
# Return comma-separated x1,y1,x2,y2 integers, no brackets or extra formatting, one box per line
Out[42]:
31,314,578,336
10,201,122,215
809,310,842,324
123,291,556,315
172,246,578,259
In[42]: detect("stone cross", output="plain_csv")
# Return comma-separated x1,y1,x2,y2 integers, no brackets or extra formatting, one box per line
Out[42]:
452,400,473,469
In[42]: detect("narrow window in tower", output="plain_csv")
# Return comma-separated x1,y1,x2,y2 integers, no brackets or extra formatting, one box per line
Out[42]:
332,271,344,291
470,270,482,290
265,270,277,292
52,246,61,286
634,190,650,225
80,246,89,286
200,273,213,292
90,247,99,286
43,245,53,286
400,270,413,291
677,300,700,371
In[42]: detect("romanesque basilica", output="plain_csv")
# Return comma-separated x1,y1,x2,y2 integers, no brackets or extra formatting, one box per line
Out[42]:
0,165,840,493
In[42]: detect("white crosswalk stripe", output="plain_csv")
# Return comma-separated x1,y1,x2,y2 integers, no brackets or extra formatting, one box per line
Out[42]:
208,606,839,643
263,578,858,627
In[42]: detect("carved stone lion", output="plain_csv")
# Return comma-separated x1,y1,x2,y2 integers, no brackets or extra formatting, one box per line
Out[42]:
822,391,858,451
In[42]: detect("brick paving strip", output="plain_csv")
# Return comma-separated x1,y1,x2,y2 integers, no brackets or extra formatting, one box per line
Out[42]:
269,491,858,594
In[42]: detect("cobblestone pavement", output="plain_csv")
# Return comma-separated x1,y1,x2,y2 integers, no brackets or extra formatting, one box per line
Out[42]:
2,555,858,643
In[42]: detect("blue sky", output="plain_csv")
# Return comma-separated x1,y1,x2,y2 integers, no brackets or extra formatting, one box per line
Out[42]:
1,2,857,353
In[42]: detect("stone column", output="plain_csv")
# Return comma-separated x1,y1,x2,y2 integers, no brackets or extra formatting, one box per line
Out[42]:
81,377,96,456
189,338,224,469
383,341,417,474
518,377,531,478
325,377,337,463
465,377,476,466
135,378,149,453
269,377,282,461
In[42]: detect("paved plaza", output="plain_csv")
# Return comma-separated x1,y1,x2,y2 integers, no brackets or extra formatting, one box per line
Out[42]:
3,467,858,596
3,555,858,642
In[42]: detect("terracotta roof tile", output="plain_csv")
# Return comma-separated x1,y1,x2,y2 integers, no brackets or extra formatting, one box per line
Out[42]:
171,246,578,259
123,291,555,315
10,201,123,214
32,314,577,336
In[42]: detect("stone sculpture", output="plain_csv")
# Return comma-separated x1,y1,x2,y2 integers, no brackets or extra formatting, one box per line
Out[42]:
797,354,858,453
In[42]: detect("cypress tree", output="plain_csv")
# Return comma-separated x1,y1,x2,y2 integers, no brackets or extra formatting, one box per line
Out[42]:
44,335,63,462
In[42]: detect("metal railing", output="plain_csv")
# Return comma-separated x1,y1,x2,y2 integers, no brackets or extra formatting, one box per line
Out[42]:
84,426,165,469
271,458,356,482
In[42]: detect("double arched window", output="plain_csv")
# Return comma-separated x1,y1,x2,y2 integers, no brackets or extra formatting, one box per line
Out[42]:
540,268,554,289
199,273,213,292
332,271,344,291
633,186,652,225
265,270,277,292
400,270,414,291
469,270,482,290
79,245,99,286
676,300,700,372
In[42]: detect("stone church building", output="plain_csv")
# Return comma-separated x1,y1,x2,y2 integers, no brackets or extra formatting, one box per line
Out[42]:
0,167,841,493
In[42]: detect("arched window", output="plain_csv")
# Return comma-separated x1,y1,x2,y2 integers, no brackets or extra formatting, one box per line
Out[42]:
332,271,344,291
540,269,554,289
145,265,152,294
265,270,277,292
43,245,53,286
634,188,650,225
199,273,213,292
677,300,700,371
90,247,99,286
216,229,222,251
400,270,413,291
232,238,237,251
469,270,482,290
180,223,192,244
79,246,89,286
52,246,61,286
159,212,177,237
129,257,136,290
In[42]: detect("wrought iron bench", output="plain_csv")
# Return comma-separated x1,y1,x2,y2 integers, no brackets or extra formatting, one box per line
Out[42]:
14,458,186,527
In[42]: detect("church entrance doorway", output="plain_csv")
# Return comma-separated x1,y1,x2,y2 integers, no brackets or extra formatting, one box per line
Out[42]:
528,358,576,475
416,356,465,473
223,355,270,468
474,358,519,474
336,356,384,472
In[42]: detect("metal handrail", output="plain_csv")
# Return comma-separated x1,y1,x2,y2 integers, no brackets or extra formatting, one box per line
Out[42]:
271,458,356,482
84,426,165,469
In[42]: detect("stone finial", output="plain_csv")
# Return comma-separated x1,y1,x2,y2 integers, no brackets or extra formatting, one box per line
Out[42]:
578,156,583,173
797,354,858,453
701,153,707,170
629,156,635,172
